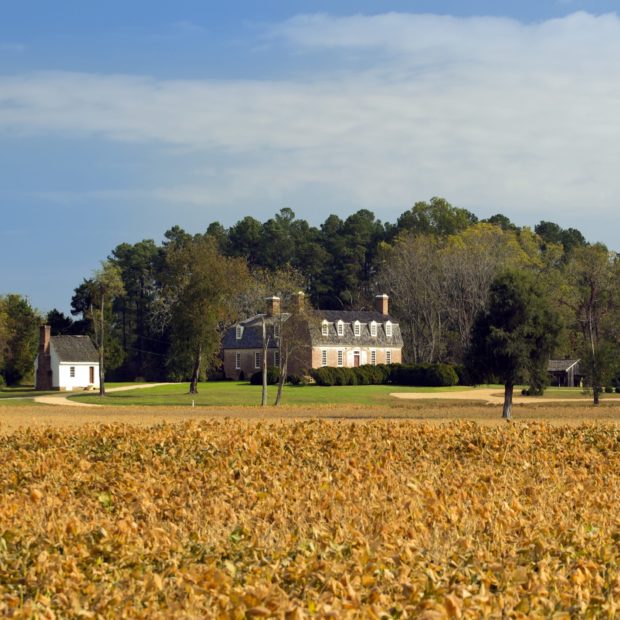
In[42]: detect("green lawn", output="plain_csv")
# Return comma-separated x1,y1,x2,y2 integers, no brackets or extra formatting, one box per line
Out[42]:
0,386,51,399
68,381,474,407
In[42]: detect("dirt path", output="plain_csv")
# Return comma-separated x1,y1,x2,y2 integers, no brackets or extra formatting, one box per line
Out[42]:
390,387,592,405
33,383,171,407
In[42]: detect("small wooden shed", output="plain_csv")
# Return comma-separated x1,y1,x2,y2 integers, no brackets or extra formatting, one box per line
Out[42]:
548,359,581,388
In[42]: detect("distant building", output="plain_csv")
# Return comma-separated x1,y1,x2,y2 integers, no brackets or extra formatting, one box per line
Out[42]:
222,293,403,379
548,359,581,387
34,325,100,391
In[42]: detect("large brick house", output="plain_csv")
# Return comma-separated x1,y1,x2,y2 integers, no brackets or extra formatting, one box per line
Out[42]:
222,293,403,379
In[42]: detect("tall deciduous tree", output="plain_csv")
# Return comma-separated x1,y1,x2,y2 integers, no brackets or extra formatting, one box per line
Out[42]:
1,295,40,386
467,270,560,420
90,262,125,396
163,235,249,394
561,245,620,404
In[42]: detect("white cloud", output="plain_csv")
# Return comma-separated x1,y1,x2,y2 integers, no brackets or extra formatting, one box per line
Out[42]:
1,11,620,227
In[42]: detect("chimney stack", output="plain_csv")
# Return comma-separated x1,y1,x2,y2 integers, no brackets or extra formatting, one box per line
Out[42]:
36,325,52,390
39,324,51,354
266,296,281,316
294,291,305,313
375,294,389,316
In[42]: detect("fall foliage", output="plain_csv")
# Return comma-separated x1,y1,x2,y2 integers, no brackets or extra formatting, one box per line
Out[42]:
2,420,620,617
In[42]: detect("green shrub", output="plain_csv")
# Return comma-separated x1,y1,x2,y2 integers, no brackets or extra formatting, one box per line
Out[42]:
249,367,280,385
605,385,615,394
288,374,313,386
310,367,337,386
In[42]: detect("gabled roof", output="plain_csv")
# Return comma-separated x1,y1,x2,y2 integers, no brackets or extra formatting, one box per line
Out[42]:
223,310,404,351
319,310,396,323
51,336,99,363
222,314,290,350
548,359,580,372
312,313,403,347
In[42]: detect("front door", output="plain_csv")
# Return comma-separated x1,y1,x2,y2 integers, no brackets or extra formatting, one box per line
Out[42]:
89,366,95,384
353,351,360,367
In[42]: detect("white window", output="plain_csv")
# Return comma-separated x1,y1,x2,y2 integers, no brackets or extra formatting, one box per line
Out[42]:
337,321,344,337
274,351,280,367
70,366,75,378
337,350,344,367
321,321,329,336
385,321,393,337
321,350,327,367
353,321,361,337
235,352,241,370
235,325,243,340
386,350,392,364
254,352,261,369
371,350,376,366
370,321,377,337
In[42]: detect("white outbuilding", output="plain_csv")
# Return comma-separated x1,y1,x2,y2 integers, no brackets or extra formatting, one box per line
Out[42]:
35,325,100,391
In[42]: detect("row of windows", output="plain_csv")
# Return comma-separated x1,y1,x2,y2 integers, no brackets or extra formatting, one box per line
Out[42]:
234,351,280,370
234,350,393,370
321,349,392,367
322,320,392,338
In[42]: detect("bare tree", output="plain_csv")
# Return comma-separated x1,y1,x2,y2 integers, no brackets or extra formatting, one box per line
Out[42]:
377,234,445,363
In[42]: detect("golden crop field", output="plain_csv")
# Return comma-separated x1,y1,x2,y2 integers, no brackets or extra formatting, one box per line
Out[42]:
2,418,620,618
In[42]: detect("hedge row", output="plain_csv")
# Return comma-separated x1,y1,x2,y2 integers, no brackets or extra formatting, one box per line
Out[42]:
309,363,459,387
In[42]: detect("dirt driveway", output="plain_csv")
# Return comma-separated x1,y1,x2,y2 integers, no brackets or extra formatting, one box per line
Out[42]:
390,387,591,405
33,383,171,407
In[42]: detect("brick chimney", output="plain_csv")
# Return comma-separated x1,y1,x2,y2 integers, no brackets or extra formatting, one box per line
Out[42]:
36,325,52,390
294,291,305,313
266,296,281,316
375,294,389,316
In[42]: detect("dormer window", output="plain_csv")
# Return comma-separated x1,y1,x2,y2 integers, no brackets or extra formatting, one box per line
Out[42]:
337,320,344,337
385,321,393,338
353,320,361,337
273,322,280,338
321,320,329,337
235,325,243,340
370,321,377,337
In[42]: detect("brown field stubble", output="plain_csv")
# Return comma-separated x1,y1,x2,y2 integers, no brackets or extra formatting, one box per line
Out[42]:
2,414,620,617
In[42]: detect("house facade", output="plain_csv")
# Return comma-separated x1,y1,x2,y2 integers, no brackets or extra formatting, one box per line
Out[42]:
35,325,100,391
222,293,403,380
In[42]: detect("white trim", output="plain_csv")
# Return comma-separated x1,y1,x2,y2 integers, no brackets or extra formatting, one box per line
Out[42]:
385,321,393,338
235,352,241,370
386,350,392,364
254,352,261,369
321,320,329,336
337,320,344,337
321,349,327,367
235,325,243,340
370,350,376,366
337,350,344,367
370,321,377,337
353,320,361,337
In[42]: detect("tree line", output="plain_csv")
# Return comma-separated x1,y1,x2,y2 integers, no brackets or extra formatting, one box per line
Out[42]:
2,197,619,403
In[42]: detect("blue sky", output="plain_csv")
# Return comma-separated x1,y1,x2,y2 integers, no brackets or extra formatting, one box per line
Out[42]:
1,1,620,312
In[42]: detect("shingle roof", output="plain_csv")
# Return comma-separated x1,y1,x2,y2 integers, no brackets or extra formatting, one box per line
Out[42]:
221,314,290,350
319,310,395,323
312,312,403,347
548,359,580,372
223,310,403,350
51,336,99,363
